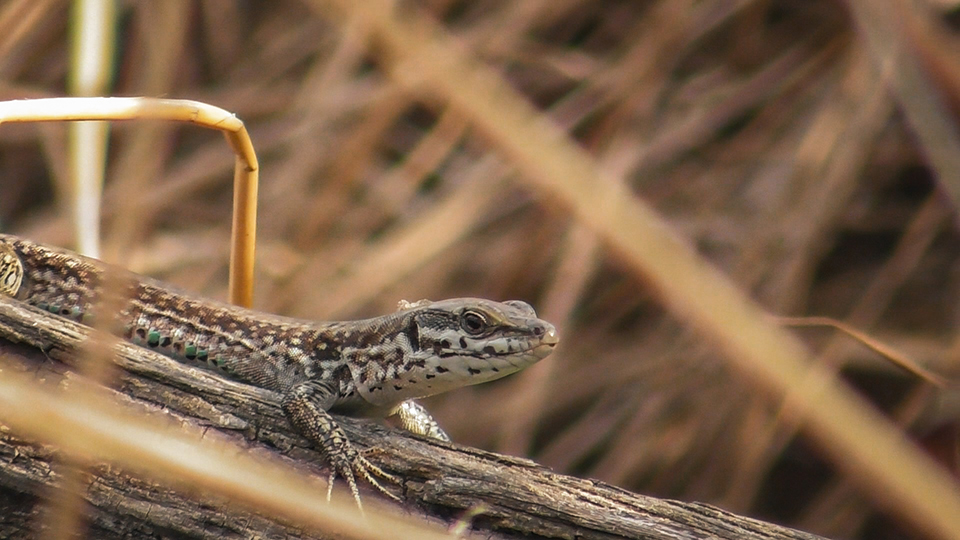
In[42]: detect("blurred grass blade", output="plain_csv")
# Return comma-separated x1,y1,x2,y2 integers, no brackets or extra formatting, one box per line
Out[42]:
67,0,117,258
777,316,947,387
846,0,960,208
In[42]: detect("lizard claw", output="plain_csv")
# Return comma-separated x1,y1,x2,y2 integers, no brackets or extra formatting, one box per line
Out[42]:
327,448,403,511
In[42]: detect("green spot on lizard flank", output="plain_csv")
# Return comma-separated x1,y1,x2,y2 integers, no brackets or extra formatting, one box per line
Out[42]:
147,329,161,347
184,344,197,359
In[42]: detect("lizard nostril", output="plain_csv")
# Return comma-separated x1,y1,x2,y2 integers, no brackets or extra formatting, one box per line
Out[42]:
532,325,544,336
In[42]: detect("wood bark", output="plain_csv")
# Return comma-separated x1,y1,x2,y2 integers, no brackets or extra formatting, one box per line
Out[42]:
0,297,827,540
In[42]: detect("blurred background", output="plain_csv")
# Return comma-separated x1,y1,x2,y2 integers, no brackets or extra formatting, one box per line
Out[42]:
2,1,960,538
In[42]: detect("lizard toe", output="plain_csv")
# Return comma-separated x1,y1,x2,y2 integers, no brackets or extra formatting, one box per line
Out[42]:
355,454,403,501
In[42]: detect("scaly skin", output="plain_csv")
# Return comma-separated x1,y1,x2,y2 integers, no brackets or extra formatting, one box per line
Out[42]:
0,234,559,509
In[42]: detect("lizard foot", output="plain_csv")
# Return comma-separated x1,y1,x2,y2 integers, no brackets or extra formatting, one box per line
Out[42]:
283,381,404,511
327,445,403,511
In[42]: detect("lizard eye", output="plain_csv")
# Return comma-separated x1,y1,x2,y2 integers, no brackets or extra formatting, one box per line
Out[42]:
460,310,487,335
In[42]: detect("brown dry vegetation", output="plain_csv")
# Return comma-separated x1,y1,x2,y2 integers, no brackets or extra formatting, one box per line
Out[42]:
2,1,960,539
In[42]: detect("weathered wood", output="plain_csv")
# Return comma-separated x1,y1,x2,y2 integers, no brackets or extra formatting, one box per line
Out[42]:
0,296,827,540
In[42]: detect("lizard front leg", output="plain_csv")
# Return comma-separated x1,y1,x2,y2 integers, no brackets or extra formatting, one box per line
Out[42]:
281,380,401,510
395,400,451,442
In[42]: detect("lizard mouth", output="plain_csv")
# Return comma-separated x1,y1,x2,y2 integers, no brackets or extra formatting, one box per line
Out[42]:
522,324,558,359
495,333,558,368
482,330,557,359
532,341,557,357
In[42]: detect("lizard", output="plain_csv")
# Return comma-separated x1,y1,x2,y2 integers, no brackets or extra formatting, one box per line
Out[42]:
0,234,558,509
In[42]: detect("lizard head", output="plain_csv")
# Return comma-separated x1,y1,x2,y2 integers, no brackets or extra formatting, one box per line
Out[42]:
348,298,557,407
398,298,558,393
359,298,558,404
